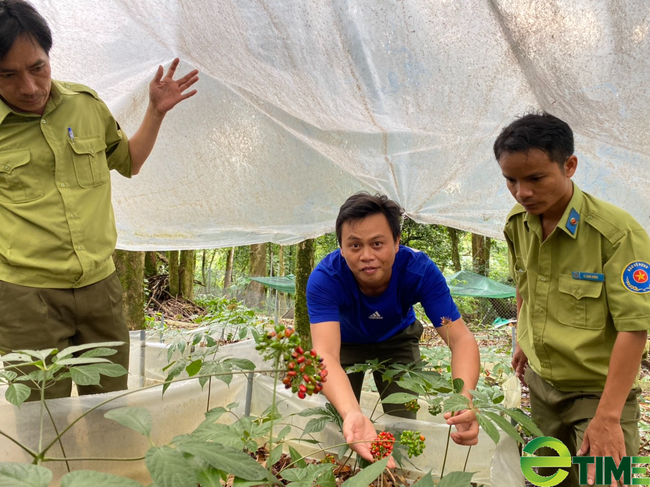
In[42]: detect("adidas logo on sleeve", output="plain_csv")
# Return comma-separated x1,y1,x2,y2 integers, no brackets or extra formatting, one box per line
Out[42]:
368,311,383,320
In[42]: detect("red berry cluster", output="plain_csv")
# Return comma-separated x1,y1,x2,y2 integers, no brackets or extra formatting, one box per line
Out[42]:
255,324,328,400
370,431,395,459
282,343,328,399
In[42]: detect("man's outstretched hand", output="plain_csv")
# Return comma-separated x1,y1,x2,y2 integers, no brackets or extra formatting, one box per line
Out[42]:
148,58,199,115
343,410,396,469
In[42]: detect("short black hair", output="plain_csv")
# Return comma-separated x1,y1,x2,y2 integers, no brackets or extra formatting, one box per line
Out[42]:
0,0,52,61
493,111,574,166
335,192,403,245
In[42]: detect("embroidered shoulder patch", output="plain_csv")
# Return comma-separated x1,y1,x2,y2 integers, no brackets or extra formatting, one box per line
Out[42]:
621,261,650,293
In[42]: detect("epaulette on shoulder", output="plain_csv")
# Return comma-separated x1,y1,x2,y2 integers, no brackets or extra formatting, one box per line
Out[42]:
506,204,526,222
61,82,101,100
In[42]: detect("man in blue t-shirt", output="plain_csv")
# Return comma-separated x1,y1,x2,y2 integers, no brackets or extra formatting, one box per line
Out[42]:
307,193,480,466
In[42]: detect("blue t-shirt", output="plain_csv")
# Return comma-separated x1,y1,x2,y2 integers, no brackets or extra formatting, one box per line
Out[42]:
307,246,461,343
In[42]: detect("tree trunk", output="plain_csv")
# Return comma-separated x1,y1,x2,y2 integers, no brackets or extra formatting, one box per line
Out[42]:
168,250,180,296
447,227,462,272
224,247,235,293
144,251,159,278
113,250,145,330
246,243,267,308
278,245,287,313
294,239,315,349
471,233,489,276
201,249,208,294
179,250,195,301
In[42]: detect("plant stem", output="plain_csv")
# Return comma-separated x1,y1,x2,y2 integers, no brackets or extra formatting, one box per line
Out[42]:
44,455,146,462
44,400,70,472
0,430,37,457
267,355,280,480
463,445,472,472
37,372,46,464
440,424,452,480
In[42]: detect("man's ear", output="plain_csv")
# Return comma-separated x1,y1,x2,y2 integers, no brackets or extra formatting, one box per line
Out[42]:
564,155,578,178
395,236,401,251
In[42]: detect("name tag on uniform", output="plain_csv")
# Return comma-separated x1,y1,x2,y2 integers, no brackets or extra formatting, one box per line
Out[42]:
572,272,605,282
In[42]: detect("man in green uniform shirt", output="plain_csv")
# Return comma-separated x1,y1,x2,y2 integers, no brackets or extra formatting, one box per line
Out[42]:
495,112,650,486
0,0,198,399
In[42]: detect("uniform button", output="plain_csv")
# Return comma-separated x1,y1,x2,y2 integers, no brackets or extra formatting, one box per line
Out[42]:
60,183,66,188
41,119,46,124
76,245,84,250
3,165,9,171
69,214,75,219
540,277,548,282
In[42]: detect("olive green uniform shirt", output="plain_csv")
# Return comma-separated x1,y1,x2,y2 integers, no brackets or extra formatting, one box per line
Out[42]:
504,183,650,391
0,81,132,288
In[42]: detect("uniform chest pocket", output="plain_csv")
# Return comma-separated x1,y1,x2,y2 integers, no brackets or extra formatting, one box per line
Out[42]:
68,136,109,188
0,149,44,204
557,274,605,329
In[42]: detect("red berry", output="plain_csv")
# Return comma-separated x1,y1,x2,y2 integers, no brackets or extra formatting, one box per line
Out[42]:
297,391,306,399
295,346,304,355
310,349,317,357
287,370,297,377
297,356,306,364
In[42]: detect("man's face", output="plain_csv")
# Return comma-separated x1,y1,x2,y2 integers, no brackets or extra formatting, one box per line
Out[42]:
498,148,577,219
339,212,399,296
0,35,52,115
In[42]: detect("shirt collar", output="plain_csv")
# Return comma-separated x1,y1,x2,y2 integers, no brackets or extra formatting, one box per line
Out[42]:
557,182,584,239
521,182,584,239
0,80,69,124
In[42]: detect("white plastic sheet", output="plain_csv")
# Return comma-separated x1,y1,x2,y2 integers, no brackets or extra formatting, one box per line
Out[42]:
29,0,650,249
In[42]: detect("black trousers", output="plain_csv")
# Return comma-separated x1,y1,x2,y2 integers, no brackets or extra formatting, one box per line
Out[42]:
340,320,423,419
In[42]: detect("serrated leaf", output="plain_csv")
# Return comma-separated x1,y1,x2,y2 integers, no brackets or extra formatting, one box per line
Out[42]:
55,357,111,366
14,349,56,361
341,457,388,487
337,443,349,459
482,411,523,444
476,414,500,445
60,470,141,486
69,366,100,386
268,444,283,466
57,342,123,359
79,348,118,358
185,359,203,377
145,446,198,487
5,384,31,407
436,471,475,487
452,378,464,394
204,406,228,422
411,472,435,487
380,392,419,404
105,407,153,438
176,441,270,481
0,371,17,382
162,361,186,394
222,358,256,371
277,425,292,440
288,446,307,468
303,417,330,436
0,463,52,487
443,394,470,413
296,406,330,417
281,463,332,483
501,408,544,437
0,353,35,364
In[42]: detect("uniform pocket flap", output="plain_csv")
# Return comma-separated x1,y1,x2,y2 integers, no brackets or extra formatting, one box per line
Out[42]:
559,274,603,300
0,149,31,174
68,136,107,156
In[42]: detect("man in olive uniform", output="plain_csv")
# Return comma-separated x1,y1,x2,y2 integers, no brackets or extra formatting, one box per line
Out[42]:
0,0,198,399
495,112,650,486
